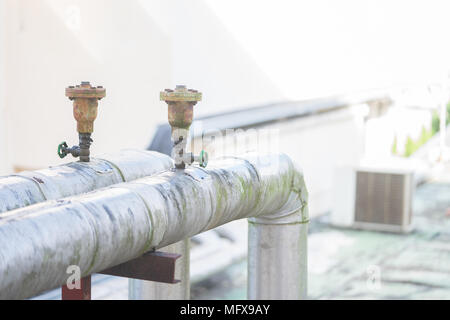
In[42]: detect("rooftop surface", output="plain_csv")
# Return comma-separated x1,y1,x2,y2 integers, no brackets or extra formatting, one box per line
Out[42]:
193,164,450,300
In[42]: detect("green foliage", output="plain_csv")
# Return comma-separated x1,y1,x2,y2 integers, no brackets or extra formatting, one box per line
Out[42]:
392,100,450,157
432,111,440,134
419,126,432,145
404,135,416,157
391,136,397,155
447,101,450,122
431,101,450,135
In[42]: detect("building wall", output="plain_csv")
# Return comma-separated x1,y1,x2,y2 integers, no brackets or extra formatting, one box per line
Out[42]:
1,0,172,171
191,106,367,217
0,0,11,174
139,0,284,116
0,0,284,173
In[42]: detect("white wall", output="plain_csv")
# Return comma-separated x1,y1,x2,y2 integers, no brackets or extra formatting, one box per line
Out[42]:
2,0,174,171
0,0,285,173
139,0,285,115
0,0,11,174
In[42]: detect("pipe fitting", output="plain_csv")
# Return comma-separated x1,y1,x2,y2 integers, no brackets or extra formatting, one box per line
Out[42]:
58,141,80,159
173,150,208,168
58,82,106,162
160,85,207,169
160,85,201,129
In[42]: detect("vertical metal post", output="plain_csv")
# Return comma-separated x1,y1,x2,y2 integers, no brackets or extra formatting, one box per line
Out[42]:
247,216,308,300
128,239,190,300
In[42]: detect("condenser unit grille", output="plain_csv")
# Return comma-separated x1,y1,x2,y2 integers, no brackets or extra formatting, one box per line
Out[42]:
354,171,408,226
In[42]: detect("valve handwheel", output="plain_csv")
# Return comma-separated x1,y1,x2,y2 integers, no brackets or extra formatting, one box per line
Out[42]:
199,150,208,168
57,142,68,159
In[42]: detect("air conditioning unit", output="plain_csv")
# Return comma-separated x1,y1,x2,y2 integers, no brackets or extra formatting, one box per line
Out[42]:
331,165,414,233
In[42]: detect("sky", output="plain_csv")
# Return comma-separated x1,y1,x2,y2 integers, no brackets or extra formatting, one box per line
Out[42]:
207,0,450,100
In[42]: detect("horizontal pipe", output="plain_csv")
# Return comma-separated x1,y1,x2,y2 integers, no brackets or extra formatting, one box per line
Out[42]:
0,149,173,213
0,152,308,299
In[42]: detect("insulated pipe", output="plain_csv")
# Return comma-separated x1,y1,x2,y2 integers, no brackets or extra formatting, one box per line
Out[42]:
0,149,173,214
0,152,308,299
247,159,309,300
248,219,308,299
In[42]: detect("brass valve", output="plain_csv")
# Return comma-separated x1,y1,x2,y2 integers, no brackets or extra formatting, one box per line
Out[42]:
160,85,208,169
58,81,106,162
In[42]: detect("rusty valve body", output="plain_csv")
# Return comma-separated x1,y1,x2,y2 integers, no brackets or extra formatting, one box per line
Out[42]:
160,85,207,169
161,85,201,129
58,82,106,162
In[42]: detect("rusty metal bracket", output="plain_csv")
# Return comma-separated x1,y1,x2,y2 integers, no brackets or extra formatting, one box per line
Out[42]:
61,276,92,300
61,251,181,300
99,251,181,284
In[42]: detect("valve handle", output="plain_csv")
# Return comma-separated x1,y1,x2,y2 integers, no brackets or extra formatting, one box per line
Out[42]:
57,142,68,159
199,150,208,168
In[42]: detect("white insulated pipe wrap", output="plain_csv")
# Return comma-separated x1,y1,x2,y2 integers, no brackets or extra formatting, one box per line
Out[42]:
0,149,173,214
0,152,308,299
248,222,308,299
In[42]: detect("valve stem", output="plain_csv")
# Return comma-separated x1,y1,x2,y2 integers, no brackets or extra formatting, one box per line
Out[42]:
78,133,93,162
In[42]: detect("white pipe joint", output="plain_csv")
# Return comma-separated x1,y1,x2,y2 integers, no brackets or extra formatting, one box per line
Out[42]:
0,149,173,214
